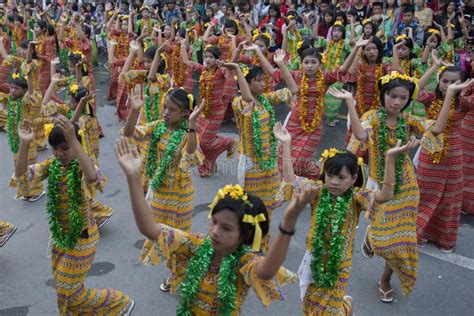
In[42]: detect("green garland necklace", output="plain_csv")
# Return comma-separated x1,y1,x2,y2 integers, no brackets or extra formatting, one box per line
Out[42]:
146,119,187,190
177,237,250,316
377,108,407,194
252,95,278,171
6,96,23,154
143,83,162,123
311,186,354,289
47,159,84,249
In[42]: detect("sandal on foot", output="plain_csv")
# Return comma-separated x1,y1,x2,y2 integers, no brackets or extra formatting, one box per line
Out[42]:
0,225,17,247
27,191,46,202
439,246,454,253
226,139,237,159
125,299,135,316
418,238,428,248
378,282,394,303
160,276,172,292
96,214,113,229
361,225,374,259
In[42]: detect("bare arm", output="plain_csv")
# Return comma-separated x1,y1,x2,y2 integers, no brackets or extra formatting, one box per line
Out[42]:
273,123,296,183
418,53,441,91
219,61,253,102
339,38,368,74
185,102,203,154
116,137,161,240
274,49,298,94
328,87,365,140
0,38,7,59
202,23,214,42
15,120,33,177
391,40,403,73
123,85,143,137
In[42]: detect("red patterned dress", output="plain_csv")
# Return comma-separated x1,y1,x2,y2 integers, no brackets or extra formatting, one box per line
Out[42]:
416,89,472,249
205,35,246,62
339,61,392,143
238,52,276,93
37,35,57,94
273,69,338,179
0,35,11,94
186,62,237,176
460,83,474,214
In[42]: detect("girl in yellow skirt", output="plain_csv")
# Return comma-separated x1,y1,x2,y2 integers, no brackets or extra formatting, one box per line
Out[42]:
334,72,471,302
116,136,301,314
15,117,134,315
219,50,298,249
41,74,113,229
122,86,203,292
275,122,417,315
6,68,44,201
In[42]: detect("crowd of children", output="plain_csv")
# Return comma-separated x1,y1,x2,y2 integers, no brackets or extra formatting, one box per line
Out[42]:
1,0,473,315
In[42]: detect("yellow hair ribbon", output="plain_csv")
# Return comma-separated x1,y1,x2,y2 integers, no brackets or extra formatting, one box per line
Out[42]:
427,28,440,35
362,18,371,25
187,94,194,110
77,129,87,152
395,34,408,42
241,66,249,77
333,21,343,27
208,184,251,218
12,73,20,79
44,123,54,137
242,213,266,251
379,71,419,99
287,15,294,20
119,15,129,20
208,188,226,218
160,53,168,70
70,84,79,94
297,40,303,49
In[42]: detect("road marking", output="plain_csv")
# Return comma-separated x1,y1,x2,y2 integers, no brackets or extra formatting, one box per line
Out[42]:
419,245,474,271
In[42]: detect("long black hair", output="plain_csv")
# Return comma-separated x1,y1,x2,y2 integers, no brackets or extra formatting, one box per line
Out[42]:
320,151,364,189
378,77,417,111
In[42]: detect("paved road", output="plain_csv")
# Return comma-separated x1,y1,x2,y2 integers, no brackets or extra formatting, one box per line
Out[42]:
1,67,473,315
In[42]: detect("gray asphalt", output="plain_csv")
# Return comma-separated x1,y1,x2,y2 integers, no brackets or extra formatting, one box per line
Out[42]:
1,66,473,316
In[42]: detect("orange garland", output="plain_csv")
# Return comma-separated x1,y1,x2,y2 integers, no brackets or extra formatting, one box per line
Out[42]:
427,98,455,163
401,59,411,76
171,44,184,87
299,71,325,133
356,62,383,115
199,67,215,118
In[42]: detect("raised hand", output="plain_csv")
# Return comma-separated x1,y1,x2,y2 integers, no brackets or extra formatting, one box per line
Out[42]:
129,85,144,111
243,43,259,51
55,116,77,144
394,39,406,48
355,37,370,48
18,119,34,143
448,79,474,93
216,60,238,69
273,122,291,145
283,185,319,219
386,138,420,158
273,49,286,65
189,99,204,124
51,57,60,65
328,87,353,100
129,40,139,52
115,137,143,177
51,72,62,83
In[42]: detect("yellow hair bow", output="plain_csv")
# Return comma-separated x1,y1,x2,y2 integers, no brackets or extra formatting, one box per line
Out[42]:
77,129,88,153
319,148,339,162
362,18,371,25
44,123,54,137
357,157,364,167
395,34,408,42
208,188,226,217
242,213,266,251
297,40,303,50
241,66,249,77
12,73,20,79
427,28,440,35
287,15,294,20
160,53,168,70
333,21,343,27
208,184,251,218
187,94,194,110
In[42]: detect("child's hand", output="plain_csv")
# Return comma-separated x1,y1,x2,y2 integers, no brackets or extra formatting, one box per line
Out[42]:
273,122,291,145
18,119,34,143
129,85,144,111
355,37,370,48
394,39,406,48
55,116,77,145
386,138,420,158
273,49,286,65
189,99,204,125
51,57,60,65
243,43,259,51
328,87,353,101
216,60,237,69
51,73,61,83
115,137,143,177
283,185,319,219
129,40,139,51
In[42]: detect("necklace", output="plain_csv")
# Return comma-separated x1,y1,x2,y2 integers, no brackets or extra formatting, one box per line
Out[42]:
299,72,325,133
6,96,23,154
199,67,215,118
356,62,383,115
251,95,278,171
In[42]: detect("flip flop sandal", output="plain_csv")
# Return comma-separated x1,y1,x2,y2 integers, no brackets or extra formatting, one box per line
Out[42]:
439,246,454,253
343,296,354,316
418,238,428,248
0,226,17,247
28,191,46,202
378,282,394,303
226,139,237,159
125,299,135,316
361,225,374,259
160,276,172,292
97,214,113,229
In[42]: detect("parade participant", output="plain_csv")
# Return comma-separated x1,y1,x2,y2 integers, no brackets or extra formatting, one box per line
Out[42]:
122,86,203,292
339,71,469,302
15,117,134,315
116,136,299,314
181,44,237,177
416,65,473,252
275,121,417,315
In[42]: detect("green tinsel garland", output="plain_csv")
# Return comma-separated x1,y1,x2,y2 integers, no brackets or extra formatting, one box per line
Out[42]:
311,187,354,289
143,83,161,123
377,108,407,194
6,96,23,154
251,95,278,171
146,120,187,190
47,159,84,250
177,237,249,316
